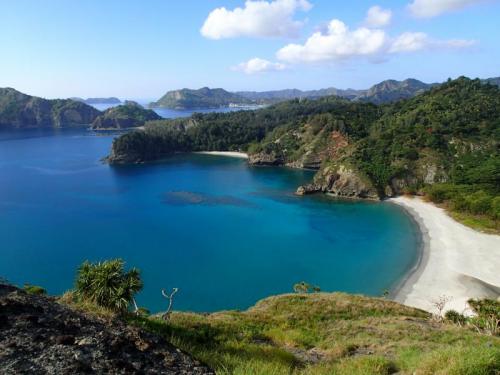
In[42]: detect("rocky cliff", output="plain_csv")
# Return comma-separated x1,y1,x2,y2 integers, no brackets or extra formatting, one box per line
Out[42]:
296,165,379,199
0,283,214,374
0,88,101,128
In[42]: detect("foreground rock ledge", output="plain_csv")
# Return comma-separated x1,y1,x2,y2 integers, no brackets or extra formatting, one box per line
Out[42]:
0,284,214,375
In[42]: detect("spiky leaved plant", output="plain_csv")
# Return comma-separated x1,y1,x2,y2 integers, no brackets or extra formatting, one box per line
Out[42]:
75,259,143,313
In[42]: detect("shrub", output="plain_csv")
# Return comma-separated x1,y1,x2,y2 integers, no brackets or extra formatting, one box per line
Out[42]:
467,191,492,215
444,310,467,325
23,284,47,295
424,184,455,204
450,194,469,212
293,281,321,294
468,298,500,336
490,196,500,220
75,259,143,313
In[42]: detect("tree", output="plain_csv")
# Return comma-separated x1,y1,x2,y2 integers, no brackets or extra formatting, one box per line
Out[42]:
75,259,143,313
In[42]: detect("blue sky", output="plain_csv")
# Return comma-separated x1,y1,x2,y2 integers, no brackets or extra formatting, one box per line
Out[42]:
0,0,498,99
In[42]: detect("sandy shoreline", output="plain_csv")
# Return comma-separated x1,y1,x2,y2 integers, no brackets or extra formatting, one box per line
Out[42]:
193,151,249,159
390,196,500,315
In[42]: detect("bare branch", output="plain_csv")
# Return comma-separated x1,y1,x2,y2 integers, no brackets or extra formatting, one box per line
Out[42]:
161,288,179,321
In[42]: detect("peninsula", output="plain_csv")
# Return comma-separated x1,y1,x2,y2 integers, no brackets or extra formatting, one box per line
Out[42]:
0,88,100,128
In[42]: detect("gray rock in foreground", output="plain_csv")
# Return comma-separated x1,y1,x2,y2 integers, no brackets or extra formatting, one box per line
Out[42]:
0,283,214,374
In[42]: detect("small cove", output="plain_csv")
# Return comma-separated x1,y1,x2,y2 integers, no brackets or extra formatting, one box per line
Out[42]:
0,128,420,312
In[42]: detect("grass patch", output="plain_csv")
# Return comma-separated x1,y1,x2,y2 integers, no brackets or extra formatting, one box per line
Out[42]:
449,211,499,234
126,293,500,374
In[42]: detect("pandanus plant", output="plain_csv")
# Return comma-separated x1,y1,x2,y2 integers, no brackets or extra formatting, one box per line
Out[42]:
75,259,143,313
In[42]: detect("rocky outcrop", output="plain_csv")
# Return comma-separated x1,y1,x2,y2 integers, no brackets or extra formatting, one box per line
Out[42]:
0,284,214,374
296,165,379,199
248,152,285,166
0,88,101,128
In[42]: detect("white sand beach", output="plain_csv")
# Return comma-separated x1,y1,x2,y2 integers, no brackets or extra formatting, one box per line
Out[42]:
194,151,249,159
390,196,500,315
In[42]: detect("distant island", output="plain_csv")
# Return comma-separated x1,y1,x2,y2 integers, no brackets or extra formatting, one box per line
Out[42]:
0,88,100,128
71,97,122,105
91,101,161,130
149,87,253,109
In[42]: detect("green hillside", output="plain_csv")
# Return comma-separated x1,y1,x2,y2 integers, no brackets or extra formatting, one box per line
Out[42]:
91,101,160,129
128,293,499,375
0,88,101,128
108,77,500,231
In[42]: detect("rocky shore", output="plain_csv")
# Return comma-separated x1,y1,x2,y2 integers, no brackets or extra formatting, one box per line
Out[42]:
0,283,214,374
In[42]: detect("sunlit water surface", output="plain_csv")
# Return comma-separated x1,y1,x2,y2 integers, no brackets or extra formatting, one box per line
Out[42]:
0,129,419,312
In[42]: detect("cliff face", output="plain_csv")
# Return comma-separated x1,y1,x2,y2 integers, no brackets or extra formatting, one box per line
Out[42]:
0,88,101,128
0,283,214,375
91,101,161,130
296,165,379,200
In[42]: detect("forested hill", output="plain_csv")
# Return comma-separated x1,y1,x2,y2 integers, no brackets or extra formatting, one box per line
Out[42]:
149,87,252,109
91,101,161,130
0,88,101,128
108,77,499,228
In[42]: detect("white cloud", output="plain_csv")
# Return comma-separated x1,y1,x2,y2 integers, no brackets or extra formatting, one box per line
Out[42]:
201,0,312,39
276,20,387,63
408,0,486,18
364,6,392,27
275,19,476,64
232,58,287,74
389,32,428,53
390,32,477,52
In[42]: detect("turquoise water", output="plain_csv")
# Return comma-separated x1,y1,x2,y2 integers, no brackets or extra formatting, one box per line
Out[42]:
0,129,419,312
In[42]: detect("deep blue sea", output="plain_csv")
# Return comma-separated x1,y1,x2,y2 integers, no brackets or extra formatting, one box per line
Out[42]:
0,128,419,312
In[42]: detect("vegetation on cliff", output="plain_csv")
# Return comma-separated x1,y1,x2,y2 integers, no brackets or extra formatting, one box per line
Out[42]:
0,87,101,128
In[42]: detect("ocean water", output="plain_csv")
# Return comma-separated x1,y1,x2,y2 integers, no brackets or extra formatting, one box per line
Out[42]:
0,129,419,312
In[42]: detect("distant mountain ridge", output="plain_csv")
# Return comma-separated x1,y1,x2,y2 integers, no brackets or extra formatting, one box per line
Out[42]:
0,88,101,128
153,77,499,109
238,78,440,104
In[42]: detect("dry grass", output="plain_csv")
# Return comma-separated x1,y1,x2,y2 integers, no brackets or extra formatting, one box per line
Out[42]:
128,293,500,374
